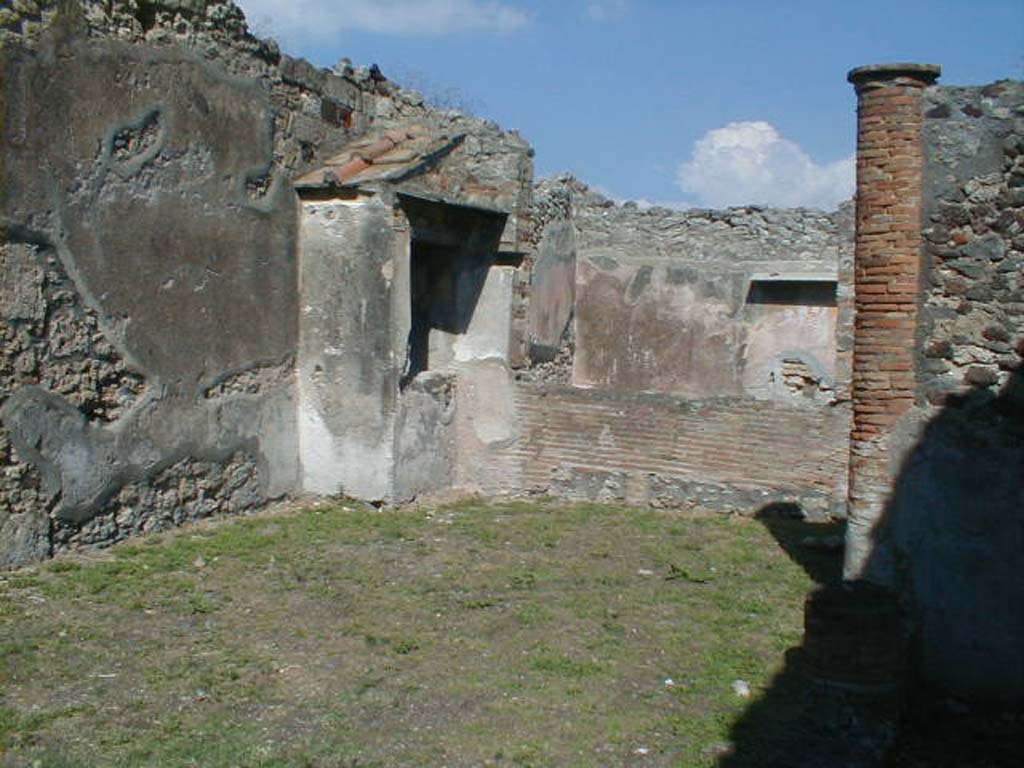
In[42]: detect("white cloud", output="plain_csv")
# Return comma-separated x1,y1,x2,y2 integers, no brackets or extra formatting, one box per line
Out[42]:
236,0,528,43
586,0,629,21
676,121,854,210
590,184,690,210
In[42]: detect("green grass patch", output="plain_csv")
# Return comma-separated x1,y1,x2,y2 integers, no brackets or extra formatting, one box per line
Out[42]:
0,500,833,767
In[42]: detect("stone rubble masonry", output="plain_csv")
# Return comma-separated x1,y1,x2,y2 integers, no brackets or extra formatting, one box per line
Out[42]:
0,1,531,565
1,241,146,567
51,452,262,553
843,63,940,579
920,80,1024,403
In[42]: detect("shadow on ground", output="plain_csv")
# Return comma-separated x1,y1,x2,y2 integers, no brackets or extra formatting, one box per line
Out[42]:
716,507,849,768
722,362,1024,768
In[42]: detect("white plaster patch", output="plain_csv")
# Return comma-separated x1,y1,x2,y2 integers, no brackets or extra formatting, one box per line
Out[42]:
297,396,393,499
458,360,515,445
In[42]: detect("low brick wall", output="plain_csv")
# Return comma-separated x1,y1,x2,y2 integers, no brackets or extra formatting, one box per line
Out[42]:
488,383,849,518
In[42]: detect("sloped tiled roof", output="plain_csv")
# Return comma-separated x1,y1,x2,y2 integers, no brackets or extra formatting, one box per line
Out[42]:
293,125,465,191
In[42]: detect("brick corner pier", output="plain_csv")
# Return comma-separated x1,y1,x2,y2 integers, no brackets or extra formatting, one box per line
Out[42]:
843,62,941,581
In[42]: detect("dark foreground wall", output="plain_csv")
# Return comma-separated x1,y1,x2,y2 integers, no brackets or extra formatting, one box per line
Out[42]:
886,80,1023,705
852,76,1024,706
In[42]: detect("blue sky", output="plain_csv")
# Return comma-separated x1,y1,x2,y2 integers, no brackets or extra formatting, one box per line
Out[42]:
236,0,1024,210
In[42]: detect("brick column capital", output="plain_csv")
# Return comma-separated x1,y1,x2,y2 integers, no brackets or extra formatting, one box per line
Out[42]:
847,63,941,93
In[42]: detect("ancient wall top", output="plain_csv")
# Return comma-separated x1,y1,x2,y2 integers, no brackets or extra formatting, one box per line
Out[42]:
846,63,941,92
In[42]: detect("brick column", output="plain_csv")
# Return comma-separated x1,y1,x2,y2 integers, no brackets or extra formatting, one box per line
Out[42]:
844,63,940,581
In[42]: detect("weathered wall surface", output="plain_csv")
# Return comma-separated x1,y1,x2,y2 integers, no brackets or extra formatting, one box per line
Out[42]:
1,9,301,566
0,1,534,563
480,384,850,518
512,179,854,517
297,197,397,500
919,81,1024,402
531,179,852,401
861,80,1024,705
526,179,576,362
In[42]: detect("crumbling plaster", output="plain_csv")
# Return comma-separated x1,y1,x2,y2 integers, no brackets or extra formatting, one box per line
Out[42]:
0,0,533,561
528,177,854,402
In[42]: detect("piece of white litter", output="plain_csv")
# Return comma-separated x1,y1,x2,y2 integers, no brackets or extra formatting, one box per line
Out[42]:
664,678,675,687
634,746,650,755
731,679,751,698
636,568,655,576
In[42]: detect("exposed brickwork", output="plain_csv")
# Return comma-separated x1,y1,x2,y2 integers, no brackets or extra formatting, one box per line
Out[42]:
844,64,940,577
484,383,850,518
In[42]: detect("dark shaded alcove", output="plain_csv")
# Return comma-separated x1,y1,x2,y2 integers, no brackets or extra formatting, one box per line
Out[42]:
746,279,837,307
398,194,507,389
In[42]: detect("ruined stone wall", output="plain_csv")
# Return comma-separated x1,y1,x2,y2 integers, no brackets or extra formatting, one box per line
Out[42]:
529,178,853,400
858,79,1024,706
505,178,855,517
0,1,532,564
919,81,1024,401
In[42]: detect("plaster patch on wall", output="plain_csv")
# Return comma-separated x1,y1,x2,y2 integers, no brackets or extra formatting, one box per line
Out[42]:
452,267,514,363
298,397,392,500
203,360,294,399
1,238,147,566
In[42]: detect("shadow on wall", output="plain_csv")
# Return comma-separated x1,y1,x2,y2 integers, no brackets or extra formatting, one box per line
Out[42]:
866,356,1024,707
719,357,1024,768
855,353,1024,764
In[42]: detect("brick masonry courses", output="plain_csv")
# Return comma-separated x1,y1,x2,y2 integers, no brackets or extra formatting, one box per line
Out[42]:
844,63,940,578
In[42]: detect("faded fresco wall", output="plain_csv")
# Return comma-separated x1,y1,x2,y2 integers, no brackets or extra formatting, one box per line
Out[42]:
528,178,854,400
860,79,1024,706
1,6,299,567
502,179,854,517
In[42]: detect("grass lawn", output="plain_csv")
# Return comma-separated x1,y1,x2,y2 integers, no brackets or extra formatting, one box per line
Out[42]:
0,499,840,767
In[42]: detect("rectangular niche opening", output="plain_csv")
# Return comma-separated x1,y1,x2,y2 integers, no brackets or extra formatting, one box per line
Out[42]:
405,239,464,386
399,194,507,390
746,278,837,307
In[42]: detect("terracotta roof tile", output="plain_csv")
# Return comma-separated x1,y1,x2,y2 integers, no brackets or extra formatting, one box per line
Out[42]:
294,125,465,191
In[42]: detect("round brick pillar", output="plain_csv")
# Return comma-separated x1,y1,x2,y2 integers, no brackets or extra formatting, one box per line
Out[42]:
844,63,940,580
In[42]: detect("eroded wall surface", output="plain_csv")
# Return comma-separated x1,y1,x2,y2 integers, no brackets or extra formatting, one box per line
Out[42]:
512,178,854,516
1,11,301,566
297,197,397,500
0,1,534,563
565,183,849,398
